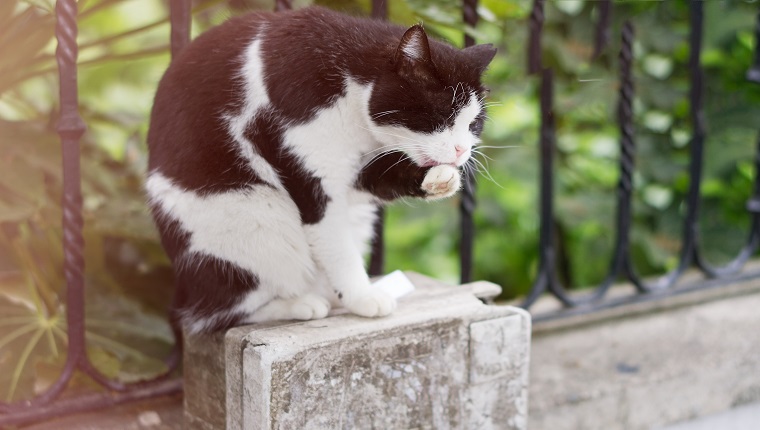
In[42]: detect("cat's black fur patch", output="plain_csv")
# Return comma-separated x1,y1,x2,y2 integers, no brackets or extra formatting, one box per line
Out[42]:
174,255,258,331
356,152,429,200
147,15,264,195
242,111,330,224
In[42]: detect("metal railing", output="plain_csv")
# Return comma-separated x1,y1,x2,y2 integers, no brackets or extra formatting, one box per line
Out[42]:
1,0,759,426
520,0,760,322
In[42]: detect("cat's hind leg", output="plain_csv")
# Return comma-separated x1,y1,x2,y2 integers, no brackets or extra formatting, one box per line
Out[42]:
147,174,332,330
243,293,331,323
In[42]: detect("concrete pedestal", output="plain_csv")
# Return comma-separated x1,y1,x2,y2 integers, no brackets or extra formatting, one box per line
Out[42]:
184,272,531,430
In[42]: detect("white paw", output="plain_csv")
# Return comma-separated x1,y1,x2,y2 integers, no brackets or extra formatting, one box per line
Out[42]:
289,294,331,320
344,289,397,318
421,165,461,200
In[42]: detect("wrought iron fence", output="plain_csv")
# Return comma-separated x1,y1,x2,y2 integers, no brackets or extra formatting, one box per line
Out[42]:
1,0,759,426
521,0,760,323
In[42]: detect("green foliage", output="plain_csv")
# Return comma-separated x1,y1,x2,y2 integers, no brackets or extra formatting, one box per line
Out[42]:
1,0,759,401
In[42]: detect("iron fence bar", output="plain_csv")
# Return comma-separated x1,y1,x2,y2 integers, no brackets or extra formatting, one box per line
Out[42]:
749,11,760,84
592,0,612,59
170,0,191,59
460,161,476,283
371,0,388,20
275,0,292,12
614,20,657,294
522,68,575,308
459,0,479,283
368,0,389,276
732,129,760,257
56,0,88,389
744,131,760,254
672,0,706,280
593,20,637,296
521,0,550,308
0,0,87,419
527,0,544,75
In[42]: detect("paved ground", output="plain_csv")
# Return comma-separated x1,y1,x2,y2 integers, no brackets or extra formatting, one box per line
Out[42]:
18,384,760,429
23,394,183,430
23,397,760,429
660,401,760,430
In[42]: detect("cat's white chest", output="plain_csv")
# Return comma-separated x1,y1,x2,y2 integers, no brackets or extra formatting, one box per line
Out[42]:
282,80,376,193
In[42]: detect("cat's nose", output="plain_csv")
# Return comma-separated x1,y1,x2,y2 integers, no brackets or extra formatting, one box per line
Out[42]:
455,145,467,158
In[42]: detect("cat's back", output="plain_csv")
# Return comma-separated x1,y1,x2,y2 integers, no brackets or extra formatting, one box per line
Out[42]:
146,10,279,148
147,8,384,171
146,11,270,182
147,6,388,130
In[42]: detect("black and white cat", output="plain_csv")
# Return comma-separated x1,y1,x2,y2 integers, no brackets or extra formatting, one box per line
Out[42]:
146,6,496,334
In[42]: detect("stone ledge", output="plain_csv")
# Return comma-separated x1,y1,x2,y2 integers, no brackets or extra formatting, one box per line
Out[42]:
529,283,760,430
184,272,531,430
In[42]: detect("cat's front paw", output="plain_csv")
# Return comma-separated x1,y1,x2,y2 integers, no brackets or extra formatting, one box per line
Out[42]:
290,294,331,320
421,165,461,200
344,289,397,318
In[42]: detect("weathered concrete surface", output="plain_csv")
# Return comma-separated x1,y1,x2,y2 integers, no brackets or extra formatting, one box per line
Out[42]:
184,273,531,430
183,330,226,430
661,401,760,430
529,285,760,430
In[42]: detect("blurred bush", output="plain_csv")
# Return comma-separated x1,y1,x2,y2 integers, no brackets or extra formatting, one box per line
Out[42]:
0,0,758,401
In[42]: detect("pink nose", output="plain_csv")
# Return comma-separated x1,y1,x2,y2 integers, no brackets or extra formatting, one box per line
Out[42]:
455,145,467,158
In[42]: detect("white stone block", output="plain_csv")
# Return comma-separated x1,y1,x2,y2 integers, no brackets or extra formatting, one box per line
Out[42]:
184,272,531,430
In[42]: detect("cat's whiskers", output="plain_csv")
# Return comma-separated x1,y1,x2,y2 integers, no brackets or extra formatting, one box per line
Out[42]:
363,140,413,160
476,145,521,149
356,124,427,147
362,142,429,170
471,148,494,162
364,142,406,156
467,153,503,189
362,148,404,169
371,110,400,119
362,141,423,167
380,152,414,177
396,196,419,208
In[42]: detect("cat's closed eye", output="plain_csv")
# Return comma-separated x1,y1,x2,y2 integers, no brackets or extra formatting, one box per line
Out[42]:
469,118,484,135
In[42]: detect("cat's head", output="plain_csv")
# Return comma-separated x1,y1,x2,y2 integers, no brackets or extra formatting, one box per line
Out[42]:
367,24,497,168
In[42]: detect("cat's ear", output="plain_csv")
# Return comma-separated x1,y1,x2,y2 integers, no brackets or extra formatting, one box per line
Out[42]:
394,24,437,82
463,44,497,75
